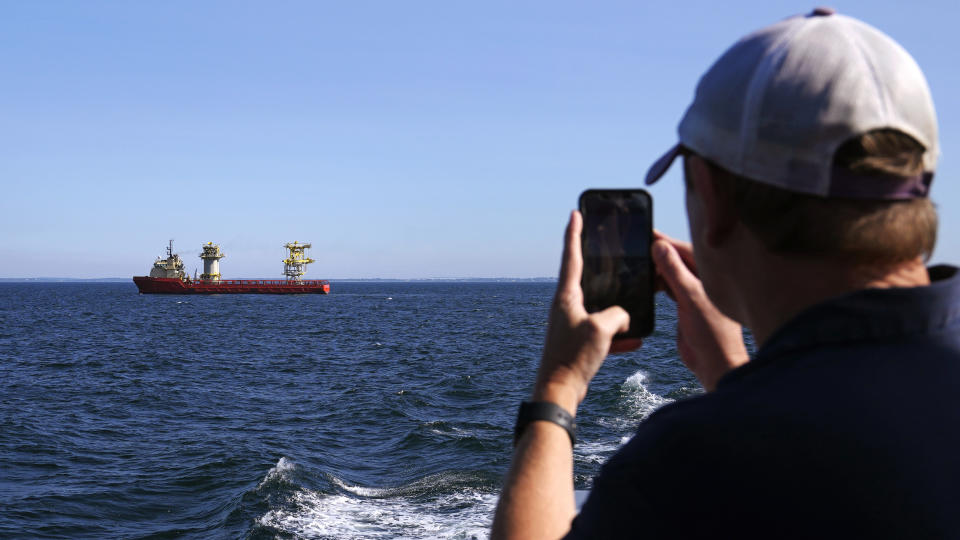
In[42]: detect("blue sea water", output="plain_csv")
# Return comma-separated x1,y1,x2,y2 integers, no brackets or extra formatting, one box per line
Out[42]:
0,282,699,539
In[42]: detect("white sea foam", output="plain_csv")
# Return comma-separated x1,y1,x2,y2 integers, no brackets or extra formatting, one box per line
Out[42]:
592,370,674,438
574,439,624,465
571,372,674,466
427,423,473,439
330,476,392,498
257,483,496,539
258,456,297,489
622,370,672,420
255,459,496,539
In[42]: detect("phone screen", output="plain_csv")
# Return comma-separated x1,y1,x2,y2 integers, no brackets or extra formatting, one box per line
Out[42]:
579,189,654,338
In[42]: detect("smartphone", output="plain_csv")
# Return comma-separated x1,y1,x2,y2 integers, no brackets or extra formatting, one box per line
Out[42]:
578,189,654,338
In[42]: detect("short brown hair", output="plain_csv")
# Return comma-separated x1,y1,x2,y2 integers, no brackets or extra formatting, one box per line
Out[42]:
698,130,937,263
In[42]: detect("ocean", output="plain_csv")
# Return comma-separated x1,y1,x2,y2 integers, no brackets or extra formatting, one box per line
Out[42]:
1,282,700,539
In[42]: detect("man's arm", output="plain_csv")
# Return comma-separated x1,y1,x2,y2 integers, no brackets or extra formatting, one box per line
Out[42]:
491,216,747,539
491,211,637,539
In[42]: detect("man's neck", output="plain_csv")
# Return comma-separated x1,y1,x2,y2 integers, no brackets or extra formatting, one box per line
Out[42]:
733,248,930,347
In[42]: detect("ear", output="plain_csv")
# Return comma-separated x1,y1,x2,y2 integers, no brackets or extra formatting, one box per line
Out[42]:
688,156,738,247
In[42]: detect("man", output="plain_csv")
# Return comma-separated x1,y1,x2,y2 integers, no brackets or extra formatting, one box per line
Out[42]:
492,8,960,539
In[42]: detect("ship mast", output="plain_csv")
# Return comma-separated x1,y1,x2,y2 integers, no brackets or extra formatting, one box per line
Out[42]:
282,241,314,283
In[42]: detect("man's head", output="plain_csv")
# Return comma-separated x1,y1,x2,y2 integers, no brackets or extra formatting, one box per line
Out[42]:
646,9,939,265
684,130,937,264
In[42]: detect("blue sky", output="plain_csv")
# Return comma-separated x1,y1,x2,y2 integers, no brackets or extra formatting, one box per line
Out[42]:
2,1,958,279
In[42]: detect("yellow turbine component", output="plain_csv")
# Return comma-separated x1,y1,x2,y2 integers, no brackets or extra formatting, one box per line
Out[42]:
199,242,226,282
282,241,315,282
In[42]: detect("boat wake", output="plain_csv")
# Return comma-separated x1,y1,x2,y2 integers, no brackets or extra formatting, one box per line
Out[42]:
252,457,496,539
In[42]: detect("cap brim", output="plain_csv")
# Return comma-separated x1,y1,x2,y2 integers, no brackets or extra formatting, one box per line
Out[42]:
645,143,682,185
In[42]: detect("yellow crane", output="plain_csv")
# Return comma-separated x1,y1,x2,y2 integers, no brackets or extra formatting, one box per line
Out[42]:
282,241,315,283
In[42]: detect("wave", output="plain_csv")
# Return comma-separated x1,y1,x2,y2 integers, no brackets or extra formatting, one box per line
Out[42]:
584,370,674,465
253,457,496,539
257,456,298,490
575,437,630,465
622,370,673,420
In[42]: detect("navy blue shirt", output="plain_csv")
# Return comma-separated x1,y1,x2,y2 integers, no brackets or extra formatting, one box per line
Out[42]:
568,266,960,539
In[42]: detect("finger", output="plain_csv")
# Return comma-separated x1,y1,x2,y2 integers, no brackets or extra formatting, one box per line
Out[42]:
671,240,697,274
557,211,584,297
591,305,631,337
652,239,702,300
653,230,696,274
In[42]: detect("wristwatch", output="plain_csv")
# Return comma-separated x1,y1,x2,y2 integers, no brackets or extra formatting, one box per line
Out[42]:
513,401,576,446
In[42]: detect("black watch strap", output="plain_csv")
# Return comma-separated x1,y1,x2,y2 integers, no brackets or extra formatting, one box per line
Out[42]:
513,401,576,447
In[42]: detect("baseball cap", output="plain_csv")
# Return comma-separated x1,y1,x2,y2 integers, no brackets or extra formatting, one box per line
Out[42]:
645,8,938,200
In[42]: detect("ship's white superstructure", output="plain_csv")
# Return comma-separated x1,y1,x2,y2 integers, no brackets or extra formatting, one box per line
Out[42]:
148,240,186,279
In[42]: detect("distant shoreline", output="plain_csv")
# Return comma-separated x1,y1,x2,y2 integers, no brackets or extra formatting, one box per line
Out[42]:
0,277,557,283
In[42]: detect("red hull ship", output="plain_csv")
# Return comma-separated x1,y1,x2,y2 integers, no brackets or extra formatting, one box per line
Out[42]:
133,240,330,295
133,276,330,294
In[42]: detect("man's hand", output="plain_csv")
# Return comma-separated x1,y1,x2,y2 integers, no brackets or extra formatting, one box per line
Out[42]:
533,211,640,413
652,232,749,391
492,211,639,540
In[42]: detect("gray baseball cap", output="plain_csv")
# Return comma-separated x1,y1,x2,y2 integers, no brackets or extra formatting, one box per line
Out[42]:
645,8,938,199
